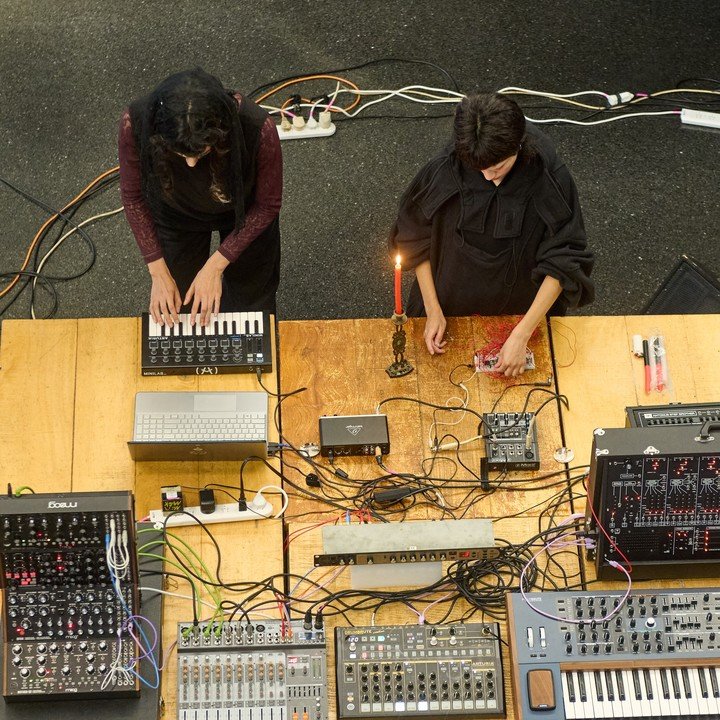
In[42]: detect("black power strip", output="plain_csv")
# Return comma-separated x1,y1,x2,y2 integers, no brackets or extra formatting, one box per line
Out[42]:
483,412,540,471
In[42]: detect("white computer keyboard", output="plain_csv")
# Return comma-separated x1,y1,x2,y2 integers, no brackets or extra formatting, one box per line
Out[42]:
134,412,266,442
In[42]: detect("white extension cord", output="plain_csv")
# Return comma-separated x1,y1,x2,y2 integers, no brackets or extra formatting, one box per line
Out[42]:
149,491,274,528
276,111,337,140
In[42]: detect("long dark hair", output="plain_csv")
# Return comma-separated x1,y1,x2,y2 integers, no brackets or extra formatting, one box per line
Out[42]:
454,93,535,170
129,68,248,228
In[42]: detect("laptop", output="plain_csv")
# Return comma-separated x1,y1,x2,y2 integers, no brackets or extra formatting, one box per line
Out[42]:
127,391,268,461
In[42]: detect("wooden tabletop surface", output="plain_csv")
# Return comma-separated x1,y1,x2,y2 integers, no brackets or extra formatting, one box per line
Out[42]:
2,312,719,719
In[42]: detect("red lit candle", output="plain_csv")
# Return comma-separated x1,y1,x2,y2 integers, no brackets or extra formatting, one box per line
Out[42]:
394,254,403,315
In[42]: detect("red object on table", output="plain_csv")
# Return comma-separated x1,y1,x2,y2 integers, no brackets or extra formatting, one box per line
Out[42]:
394,255,403,315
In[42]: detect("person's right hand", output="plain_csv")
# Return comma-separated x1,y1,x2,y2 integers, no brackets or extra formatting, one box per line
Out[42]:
424,308,447,355
148,259,181,325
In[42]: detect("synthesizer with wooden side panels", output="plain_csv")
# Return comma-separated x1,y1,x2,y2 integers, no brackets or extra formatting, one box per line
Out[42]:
141,311,272,376
507,587,720,720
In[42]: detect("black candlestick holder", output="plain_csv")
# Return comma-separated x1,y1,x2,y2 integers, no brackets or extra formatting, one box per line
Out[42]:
386,312,414,377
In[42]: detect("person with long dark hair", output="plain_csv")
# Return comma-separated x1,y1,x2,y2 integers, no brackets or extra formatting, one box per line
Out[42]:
390,92,594,375
119,68,282,325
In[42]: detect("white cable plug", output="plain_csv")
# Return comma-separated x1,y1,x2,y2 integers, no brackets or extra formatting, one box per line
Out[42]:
607,91,634,106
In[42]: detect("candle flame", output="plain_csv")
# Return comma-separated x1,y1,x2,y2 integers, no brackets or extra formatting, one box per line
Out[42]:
395,254,401,266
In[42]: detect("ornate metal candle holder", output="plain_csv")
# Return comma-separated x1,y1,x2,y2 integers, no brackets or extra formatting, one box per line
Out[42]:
386,312,414,378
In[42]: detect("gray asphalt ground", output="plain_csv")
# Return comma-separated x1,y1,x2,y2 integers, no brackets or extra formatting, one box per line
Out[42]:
1,1,718,323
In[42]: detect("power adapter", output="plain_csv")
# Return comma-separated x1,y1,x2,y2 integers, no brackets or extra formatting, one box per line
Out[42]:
199,489,215,514
161,485,184,514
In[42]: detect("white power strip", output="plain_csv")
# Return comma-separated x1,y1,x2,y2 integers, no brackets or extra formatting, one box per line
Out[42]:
680,108,720,130
149,494,274,529
276,121,337,140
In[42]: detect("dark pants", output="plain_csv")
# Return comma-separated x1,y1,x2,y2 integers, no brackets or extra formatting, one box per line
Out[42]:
156,217,280,314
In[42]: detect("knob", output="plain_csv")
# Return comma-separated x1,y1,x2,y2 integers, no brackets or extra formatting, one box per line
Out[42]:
11,644,22,655
86,665,95,675
49,643,58,654
62,665,70,675
99,664,107,673
79,642,88,652
86,653,95,663
20,668,30,678
37,656,46,666
36,667,46,677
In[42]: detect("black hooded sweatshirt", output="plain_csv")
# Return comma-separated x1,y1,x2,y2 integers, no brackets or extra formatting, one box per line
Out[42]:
389,122,594,317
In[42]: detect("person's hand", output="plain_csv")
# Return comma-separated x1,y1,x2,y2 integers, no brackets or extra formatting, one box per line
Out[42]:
494,328,530,377
184,257,224,326
424,308,447,355
148,259,181,326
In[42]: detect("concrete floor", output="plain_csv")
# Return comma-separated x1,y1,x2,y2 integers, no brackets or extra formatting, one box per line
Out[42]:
0,1,719,322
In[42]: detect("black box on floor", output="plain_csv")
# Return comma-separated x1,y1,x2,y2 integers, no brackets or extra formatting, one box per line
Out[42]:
319,414,390,457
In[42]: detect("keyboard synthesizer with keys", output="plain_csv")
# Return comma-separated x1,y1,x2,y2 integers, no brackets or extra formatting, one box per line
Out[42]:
335,623,505,719
141,311,272,376
507,587,720,719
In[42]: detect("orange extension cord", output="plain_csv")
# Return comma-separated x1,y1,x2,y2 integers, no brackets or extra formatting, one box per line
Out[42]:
0,166,120,299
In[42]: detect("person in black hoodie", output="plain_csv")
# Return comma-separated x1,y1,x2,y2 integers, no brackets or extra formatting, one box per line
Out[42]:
389,92,593,376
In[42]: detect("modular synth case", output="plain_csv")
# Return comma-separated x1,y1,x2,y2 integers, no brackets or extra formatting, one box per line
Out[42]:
586,425,720,579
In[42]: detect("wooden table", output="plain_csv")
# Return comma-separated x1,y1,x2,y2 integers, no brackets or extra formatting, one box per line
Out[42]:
278,316,571,522
550,313,720,594
279,316,580,720
4,313,717,720
550,314,720,467
0,317,284,718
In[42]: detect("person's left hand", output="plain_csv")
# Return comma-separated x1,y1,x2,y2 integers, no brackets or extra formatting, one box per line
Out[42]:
493,329,530,377
184,260,224,326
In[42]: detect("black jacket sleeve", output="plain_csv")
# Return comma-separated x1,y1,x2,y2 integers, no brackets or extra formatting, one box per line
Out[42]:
531,164,594,308
388,156,458,270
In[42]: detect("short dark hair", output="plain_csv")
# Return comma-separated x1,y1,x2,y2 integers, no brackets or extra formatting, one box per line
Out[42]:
454,93,526,169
